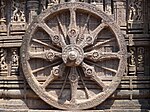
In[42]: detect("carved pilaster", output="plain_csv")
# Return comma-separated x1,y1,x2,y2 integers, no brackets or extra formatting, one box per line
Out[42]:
0,0,7,36
0,48,8,76
113,0,126,33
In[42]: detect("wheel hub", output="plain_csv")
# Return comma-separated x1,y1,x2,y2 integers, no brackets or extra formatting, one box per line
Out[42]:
62,45,84,66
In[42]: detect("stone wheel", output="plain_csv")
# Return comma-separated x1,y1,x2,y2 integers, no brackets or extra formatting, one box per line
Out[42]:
21,2,127,110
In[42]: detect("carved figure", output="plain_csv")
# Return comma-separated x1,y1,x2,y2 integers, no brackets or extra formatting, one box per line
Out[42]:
11,0,25,22
0,48,7,70
129,1,136,21
11,49,19,66
0,0,5,20
48,0,59,4
129,48,135,66
135,0,142,20
129,0,142,21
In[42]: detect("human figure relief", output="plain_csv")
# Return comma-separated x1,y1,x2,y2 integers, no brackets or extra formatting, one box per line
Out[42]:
48,0,59,4
135,0,142,21
11,49,19,66
0,48,7,70
129,0,142,21
11,0,25,22
0,0,5,20
129,0,136,21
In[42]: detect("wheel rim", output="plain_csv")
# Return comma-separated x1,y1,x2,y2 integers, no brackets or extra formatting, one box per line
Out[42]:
21,2,127,110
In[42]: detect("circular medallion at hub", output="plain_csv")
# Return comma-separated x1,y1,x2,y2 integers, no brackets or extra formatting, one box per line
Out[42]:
62,45,84,66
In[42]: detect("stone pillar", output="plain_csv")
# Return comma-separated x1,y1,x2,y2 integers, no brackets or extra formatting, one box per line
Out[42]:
114,0,127,30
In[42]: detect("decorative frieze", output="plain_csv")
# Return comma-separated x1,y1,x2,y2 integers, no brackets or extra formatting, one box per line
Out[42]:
128,47,136,75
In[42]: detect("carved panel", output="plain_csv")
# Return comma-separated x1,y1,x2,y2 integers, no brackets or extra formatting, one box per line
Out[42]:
127,0,144,33
0,47,19,76
128,46,149,76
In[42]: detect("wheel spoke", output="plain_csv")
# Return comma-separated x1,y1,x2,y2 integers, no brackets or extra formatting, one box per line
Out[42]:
28,50,61,61
68,67,79,103
81,62,106,91
58,67,70,98
68,8,78,44
32,38,61,51
101,66,117,73
69,8,77,29
85,38,115,51
78,14,91,44
28,51,47,60
77,68,91,99
38,23,66,47
79,22,108,48
42,64,65,89
32,39,52,48
86,60,117,73
91,22,108,41
57,16,67,38
32,64,52,74
38,22,55,37
84,50,121,62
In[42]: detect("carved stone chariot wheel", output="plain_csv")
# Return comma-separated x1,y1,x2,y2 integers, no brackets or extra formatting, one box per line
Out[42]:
21,2,127,110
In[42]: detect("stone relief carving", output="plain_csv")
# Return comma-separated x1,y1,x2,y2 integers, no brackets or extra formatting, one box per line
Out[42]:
47,0,59,8
137,47,144,73
0,0,6,22
128,0,142,21
11,0,25,22
105,0,112,15
0,48,7,71
128,47,136,75
0,0,7,36
11,48,19,75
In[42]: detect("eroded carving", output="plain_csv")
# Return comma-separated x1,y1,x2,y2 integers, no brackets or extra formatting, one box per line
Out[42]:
128,0,142,21
128,47,136,75
0,0,7,36
11,48,19,75
0,0,6,21
137,47,144,74
0,48,7,70
11,0,25,22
